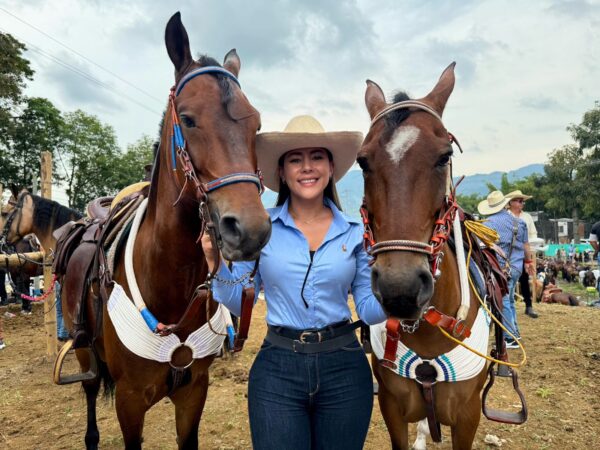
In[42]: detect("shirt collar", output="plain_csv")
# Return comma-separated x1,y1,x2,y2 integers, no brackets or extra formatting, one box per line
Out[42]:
270,197,360,230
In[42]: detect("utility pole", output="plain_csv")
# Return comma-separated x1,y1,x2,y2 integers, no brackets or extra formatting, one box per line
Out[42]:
41,151,57,357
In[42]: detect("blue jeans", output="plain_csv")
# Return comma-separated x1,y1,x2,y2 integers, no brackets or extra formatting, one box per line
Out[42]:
248,337,374,450
55,283,68,339
503,268,521,340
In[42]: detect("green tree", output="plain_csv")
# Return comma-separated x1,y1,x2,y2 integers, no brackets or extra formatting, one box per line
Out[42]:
566,102,600,217
4,97,65,188
542,144,585,218
0,32,34,179
457,193,484,215
112,135,155,189
61,110,120,210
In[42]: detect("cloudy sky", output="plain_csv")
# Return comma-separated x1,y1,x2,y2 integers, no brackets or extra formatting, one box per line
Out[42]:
1,0,599,180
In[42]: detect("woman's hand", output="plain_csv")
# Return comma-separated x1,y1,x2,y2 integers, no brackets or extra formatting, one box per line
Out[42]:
201,233,220,273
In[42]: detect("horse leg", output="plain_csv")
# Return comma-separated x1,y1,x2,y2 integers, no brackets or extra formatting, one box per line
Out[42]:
170,369,210,450
115,383,150,450
449,396,480,450
378,390,410,450
82,377,101,449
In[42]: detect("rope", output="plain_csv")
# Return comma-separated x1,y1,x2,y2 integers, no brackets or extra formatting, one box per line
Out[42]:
434,230,527,369
464,219,499,247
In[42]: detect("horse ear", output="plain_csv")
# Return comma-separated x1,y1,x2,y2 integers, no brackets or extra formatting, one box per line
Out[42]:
423,62,456,115
223,49,241,78
365,80,387,119
165,12,193,75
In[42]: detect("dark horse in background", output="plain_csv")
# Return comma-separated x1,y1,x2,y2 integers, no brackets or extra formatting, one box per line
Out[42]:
359,64,497,449
51,13,269,450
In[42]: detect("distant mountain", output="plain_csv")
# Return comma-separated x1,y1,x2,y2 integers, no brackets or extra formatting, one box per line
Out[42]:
456,163,545,196
260,163,545,221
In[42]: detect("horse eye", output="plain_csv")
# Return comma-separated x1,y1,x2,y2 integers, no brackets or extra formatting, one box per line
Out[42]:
357,156,370,172
436,152,453,167
180,115,195,128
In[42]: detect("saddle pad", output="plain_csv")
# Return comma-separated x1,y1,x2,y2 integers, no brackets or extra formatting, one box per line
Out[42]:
107,283,227,362
110,181,150,210
371,307,491,383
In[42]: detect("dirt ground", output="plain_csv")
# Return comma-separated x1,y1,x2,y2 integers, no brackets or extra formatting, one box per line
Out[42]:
1,290,600,449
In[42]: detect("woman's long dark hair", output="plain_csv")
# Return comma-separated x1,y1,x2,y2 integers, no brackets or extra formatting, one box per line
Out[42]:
275,149,343,210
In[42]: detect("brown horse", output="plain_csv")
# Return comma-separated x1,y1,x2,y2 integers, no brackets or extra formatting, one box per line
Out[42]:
53,13,270,450
1,191,83,253
359,64,490,449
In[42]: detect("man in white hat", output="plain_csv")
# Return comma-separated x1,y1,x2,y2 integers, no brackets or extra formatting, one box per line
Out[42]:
203,115,386,450
478,191,534,348
505,190,539,318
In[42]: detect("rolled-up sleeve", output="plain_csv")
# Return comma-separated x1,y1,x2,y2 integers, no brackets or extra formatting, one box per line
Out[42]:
351,244,387,325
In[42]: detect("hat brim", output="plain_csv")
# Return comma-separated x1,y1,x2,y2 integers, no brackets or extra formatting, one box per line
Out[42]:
506,194,533,201
477,197,510,215
256,131,363,192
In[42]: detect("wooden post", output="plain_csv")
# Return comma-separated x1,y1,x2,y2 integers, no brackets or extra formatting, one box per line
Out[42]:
531,251,537,302
41,151,57,357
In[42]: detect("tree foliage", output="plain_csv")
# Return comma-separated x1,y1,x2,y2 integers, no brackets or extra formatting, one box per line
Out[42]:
2,97,65,189
61,110,120,210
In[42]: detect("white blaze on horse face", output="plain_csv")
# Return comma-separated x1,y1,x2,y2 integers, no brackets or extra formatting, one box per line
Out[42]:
385,125,420,164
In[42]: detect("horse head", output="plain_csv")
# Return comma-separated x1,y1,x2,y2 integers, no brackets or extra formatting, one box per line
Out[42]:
158,12,271,261
1,190,34,246
358,63,457,320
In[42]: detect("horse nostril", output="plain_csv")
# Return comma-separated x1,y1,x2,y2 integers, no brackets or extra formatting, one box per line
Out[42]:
219,215,242,242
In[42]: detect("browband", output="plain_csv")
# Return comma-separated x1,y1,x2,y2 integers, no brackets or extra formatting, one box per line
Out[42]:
175,66,240,96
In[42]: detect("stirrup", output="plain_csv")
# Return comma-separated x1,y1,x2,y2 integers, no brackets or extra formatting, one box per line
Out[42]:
53,340,99,385
482,362,528,424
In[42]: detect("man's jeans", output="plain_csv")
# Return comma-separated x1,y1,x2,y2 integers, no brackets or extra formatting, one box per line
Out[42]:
55,283,68,339
503,268,522,340
248,337,373,450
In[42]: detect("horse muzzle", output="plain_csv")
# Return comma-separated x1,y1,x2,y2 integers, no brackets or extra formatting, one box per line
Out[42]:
371,262,434,320
218,214,271,261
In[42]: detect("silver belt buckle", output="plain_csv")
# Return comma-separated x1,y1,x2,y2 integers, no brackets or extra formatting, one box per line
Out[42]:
299,330,322,343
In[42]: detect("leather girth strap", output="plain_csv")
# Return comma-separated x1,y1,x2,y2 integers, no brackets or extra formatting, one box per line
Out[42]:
416,362,442,443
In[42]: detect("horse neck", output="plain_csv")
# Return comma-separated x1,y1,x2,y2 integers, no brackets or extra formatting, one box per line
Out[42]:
30,200,80,252
128,134,208,322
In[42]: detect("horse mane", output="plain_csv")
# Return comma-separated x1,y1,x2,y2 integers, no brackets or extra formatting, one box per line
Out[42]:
384,91,412,135
31,195,83,234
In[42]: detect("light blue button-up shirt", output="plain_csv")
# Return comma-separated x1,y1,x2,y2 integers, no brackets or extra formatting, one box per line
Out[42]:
484,210,528,274
212,198,387,329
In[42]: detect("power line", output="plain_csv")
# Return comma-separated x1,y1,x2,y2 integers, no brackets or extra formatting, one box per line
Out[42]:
0,27,162,116
0,7,164,105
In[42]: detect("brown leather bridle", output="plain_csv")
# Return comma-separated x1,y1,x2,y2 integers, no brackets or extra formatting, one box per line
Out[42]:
359,100,463,279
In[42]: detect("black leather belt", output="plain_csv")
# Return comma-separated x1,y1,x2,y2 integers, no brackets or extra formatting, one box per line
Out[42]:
266,320,363,354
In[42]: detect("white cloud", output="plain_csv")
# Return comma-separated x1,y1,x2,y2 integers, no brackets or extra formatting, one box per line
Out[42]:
0,0,598,178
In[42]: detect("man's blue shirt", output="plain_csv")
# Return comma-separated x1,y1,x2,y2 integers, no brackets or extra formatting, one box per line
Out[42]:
212,198,387,329
484,209,528,273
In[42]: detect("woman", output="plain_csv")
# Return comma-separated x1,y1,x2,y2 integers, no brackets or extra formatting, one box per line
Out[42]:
202,115,386,450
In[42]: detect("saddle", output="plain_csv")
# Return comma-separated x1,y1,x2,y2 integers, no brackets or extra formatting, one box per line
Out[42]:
53,189,147,347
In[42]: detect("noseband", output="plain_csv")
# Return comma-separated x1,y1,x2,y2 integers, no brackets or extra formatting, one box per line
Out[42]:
360,100,462,279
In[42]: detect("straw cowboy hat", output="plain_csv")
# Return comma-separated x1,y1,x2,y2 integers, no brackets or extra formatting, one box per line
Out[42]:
256,115,363,192
505,190,533,201
477,190,510,215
